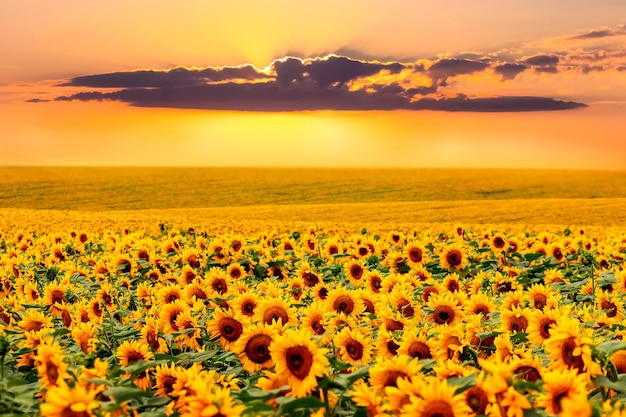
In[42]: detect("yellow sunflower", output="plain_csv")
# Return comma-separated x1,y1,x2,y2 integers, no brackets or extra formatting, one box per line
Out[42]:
154,362,184,398
369,354,422,392
398,329,435,361
344,259,366,287
71,322,98,354
233,322,278,373
158,299,190,334
116,340,154,389
35,337,68,389
427,292,464,327
270,328,329,398
400,377,471,417
440,243,468,271
19,309,54,333
326,286,365,317
40,382,100,417
253,297,297,329
544,316,601,376
463,292,496,318
500,305,530,334
206,308,245,351
535,368,589,415
527,308,560,347
335,326,373,366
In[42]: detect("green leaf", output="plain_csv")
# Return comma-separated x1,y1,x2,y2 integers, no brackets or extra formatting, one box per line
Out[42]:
176,350,218,364
596,341,626,355
449,373,477,394
104,387,151,403
122,359,166,375
277,396,326,414
593,375,626,392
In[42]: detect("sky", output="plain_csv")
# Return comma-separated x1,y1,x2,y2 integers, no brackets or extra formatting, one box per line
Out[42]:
1,1,625,169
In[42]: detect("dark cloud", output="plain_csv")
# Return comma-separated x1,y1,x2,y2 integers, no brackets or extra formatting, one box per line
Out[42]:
272,55,405,88
534,66,559,74
61,64,270,88
410,95,586,112
493,63,527,80
568,26,626,40
428,58,489,82
617,65,626,72
53,83,586,113
36,54,588,113
25,98,50,103
523,54,560,66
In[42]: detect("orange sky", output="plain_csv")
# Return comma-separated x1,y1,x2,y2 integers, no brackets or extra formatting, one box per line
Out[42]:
1,1,625,169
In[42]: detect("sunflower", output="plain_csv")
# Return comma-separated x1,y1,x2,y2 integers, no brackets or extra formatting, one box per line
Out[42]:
180,378,245,417
116,340,153,389
184,280,209,303
375,329,402,360
364,270,384,294
310,282,330,302
297,261,321,287
404,241,428,268
40,382,100,417
205,268,230,296
442,273,463,293
300,300,329,338
226,263,246,280
233,322,278,373
596,290,624,322
35,337,68,389
344,259,366,287
113,253,134,275
155,282,184,305
433,324,466,363
399,377,470,417
427,292,463,327
369,354,422,392
154,362,184,398
544,316,601,375
510,354,543,383
463,377,491,416
612,350,626,374
326,286,365,317
388,282,418,318
500,305,530,334
141,316,168,353
270,328,329,398
335,326,373,366
323,238,343,258
524,283,553,311
173,307,202,350
535,368,589,415
253,297,297,328
490,234,507,253
158,299,190,334
19,309,53,332
398,329,434,361
286,276,305,301
71,322,98,354
42,281,67,315
206,308,245,351
231,291,259,319
440,243,468,271
464,292,496,318
178,265,198,286
527,308,560,347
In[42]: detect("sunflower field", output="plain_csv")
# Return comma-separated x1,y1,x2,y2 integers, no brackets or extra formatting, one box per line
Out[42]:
2,218,626,417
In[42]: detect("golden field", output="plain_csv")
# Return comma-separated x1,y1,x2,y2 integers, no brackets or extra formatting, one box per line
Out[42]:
1,167,626,227
1,167,626,416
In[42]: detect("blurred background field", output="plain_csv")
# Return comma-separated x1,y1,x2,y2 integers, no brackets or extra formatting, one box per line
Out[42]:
1,167,625,228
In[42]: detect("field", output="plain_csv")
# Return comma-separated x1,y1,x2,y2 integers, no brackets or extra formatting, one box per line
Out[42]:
2,167,626,416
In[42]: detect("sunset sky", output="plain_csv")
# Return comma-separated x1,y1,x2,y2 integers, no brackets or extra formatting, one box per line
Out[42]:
1,1,625,169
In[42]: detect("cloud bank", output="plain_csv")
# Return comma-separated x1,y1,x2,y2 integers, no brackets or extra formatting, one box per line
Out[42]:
36,23,626,112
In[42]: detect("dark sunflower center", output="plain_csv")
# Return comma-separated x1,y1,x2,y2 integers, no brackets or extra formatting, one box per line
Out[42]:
127,351,144,365
423,400,455,417
162,375,177,395
147,329,160,350
303,272,319,287
286,346,313,379
601,299,618,317
533,294,547,310
245,334,272,364
465,387,488,414
333,295,355,314
212,279,227,294
446,250,462,266
409,248,423,263
508,316,528,333
382,370,408,388
540,318,556,339
263,306,289,325
220,318,243,341
514,365,541,382
350,265,363,279
371,277,382,292
243,301,255,315
46,361,59,384
166,293,179,303
408,341,431,360
494,237,505,248
434,306,454,325
562,337,585,373
345,340,363,361
311,319,325,335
